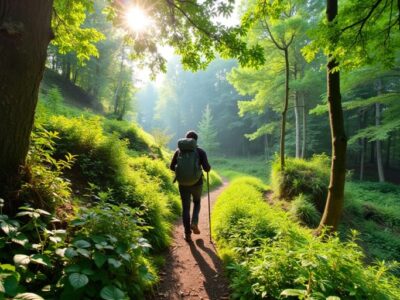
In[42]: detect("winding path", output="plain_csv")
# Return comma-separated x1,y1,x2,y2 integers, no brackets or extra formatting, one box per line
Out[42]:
151,181,230,300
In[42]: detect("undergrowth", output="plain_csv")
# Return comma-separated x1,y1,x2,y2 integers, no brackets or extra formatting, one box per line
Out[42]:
212,177,400,299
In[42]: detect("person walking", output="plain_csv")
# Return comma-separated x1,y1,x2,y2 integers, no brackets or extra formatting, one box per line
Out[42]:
170,130,211,242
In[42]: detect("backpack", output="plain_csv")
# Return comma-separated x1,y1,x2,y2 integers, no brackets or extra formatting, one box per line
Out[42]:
175,138,203,186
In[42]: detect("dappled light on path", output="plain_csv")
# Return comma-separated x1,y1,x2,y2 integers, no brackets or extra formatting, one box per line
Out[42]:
150,182,229,300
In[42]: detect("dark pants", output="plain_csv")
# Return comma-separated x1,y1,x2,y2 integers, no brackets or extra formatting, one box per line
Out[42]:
179,184,202,235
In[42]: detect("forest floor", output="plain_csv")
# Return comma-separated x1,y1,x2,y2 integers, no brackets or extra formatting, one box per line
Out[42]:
151,181,230,300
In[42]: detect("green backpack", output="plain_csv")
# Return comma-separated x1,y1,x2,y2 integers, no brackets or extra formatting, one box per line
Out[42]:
175,138,203,186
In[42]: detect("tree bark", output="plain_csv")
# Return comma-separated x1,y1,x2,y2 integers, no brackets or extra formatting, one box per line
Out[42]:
359,110,366,181
386,135,391,167
301,94,307,158
294,91,301,158
317,0,347,233
280,48,290,169
375,102,385,182
0,1,54,210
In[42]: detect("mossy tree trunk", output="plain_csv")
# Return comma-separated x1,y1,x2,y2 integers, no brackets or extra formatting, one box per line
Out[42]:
317,0,348,233
0,0,53,211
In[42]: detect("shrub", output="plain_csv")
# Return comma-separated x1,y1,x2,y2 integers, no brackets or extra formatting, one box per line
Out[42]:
271,154,330,211
203,170,223,192
59,202,156,300
212,177,400,300
289,194,321,228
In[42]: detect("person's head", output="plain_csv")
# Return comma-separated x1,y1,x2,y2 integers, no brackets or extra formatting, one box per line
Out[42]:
185,130,198,141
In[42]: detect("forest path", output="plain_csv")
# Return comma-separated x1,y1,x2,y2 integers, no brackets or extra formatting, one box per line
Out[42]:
151,181,230,300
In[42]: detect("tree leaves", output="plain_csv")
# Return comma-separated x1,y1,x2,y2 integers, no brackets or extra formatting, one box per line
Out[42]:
100,285,126,300
68,273,89,289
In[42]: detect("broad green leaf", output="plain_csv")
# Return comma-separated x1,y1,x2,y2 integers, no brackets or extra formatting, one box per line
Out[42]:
4,275,18,296
93,252,107,268
13,293,44,300
280,289,307,297
100,285,126,300
64,265,81,273
13,255,30,266
107,258,122,268
73,240,91,249
76,248,90,258
68,273,89,289
65,248,78,258
12,233,29,247
30,254,52,267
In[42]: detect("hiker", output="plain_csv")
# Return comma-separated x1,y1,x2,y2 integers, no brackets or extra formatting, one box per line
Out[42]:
170,130,211,242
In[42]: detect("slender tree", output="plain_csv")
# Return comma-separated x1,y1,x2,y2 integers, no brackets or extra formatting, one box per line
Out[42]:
317,0,347,233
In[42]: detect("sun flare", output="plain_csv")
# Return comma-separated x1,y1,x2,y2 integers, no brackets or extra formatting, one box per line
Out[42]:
124,6,152,33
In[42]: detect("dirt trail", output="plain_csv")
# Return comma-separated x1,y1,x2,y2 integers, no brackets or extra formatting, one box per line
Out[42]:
151,181,230,300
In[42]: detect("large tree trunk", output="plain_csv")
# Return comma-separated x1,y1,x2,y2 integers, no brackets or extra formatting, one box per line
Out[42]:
280,48,290,169
301,94,307,158
0,1,54,211
317,0,347,233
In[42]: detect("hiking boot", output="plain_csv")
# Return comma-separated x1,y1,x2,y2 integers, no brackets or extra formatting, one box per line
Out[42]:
183,233,192,242
191,224,200,234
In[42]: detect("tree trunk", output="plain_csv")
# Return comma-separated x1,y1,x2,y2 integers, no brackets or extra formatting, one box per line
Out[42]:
301,94,307,158
294,92,301,158
280,48,290,169
0,0,54,211
264,134,270,161
317,0,347,233
386,135,391,167
359,110,365,180
375,102,385,182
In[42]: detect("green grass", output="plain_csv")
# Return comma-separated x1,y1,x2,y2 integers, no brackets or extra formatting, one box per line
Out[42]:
212,156,270,182
341,181,400,264
212,177,400,299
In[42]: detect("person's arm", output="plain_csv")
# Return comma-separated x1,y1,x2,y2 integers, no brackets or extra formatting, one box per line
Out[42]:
198,148,211,172
170,150,179,171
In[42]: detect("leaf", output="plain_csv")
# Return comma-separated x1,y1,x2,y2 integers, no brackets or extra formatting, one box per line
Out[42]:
68,273,89,289
64,265,81,273
327,297,341,300
100,285,126,300
93,252,107,268
107,258,122,268
73,240,91,249
280,289,307,297
13,254,30,266
76,248,90,258
65,248,78,258
4,275,18,296
1,222,17,235
35,209,51,216
13,293,44,300
12,233,29,247
30,254,52,267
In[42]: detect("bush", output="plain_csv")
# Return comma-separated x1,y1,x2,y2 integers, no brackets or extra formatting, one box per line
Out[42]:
203,170,223,192
289,194,321,228
271,154,330,211
212,177,400,300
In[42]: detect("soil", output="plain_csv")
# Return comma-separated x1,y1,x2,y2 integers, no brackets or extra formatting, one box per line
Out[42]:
149,181,230,300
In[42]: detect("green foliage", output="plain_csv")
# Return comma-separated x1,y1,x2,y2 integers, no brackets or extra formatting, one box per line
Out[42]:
44,87,64,113
213,156,270,182
204,170,223,193
271,154,330,211
58,202,155,299
52,0,105,62
23,125,75,214
212,177,400,299
289,194,321,228
44,115,179,252
198,105,220,153
342,181,400,264
0,206,66,299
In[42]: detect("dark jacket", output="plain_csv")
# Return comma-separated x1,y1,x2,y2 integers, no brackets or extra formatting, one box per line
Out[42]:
170,147,211,186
